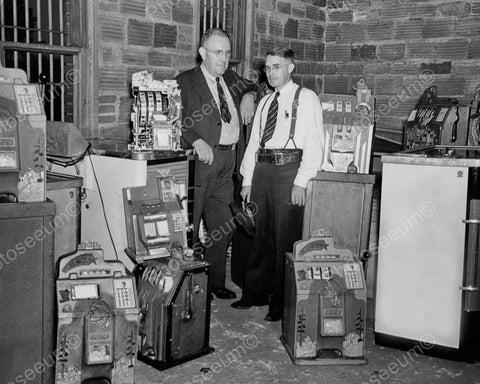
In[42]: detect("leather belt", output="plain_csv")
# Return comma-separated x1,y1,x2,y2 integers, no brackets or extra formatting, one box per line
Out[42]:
256,149,303,165
214,144,236,151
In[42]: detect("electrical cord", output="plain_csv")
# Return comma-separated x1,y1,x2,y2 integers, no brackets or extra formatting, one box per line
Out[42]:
46,143,91,168
87,147,119,261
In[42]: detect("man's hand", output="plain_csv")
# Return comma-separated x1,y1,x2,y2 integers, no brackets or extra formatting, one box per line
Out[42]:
291,185,306,207
192,139,214,165
240,92,256,125
241,185,252,203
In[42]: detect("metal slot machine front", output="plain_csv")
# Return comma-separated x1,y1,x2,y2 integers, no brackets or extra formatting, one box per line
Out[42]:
318,79,375,175
55,242,140,384
129,71,183,160
282,237,368,365
123,175,188,262
0,64,46,202
403,86,470,150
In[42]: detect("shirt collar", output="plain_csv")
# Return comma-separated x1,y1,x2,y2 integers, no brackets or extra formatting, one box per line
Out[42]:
200,63,218,83
276,80,296,97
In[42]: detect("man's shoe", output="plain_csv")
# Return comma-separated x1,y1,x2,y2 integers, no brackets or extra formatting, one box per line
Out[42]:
264,310,282,322
231,299,252,310
212,287,237,300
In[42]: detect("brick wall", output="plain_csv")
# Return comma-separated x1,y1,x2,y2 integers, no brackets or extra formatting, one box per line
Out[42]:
253,0,326,93
92,0,480,151
95,0,196,151
323,0,480,146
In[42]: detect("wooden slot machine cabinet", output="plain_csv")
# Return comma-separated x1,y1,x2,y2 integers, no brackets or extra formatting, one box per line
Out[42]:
0,201,56,384
135,258,212,370
302,172,375,258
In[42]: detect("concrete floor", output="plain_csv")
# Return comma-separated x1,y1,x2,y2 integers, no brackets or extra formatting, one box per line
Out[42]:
135,268,480,384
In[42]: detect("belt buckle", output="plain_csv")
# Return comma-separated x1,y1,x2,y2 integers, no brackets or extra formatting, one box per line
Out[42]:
274,152,284,165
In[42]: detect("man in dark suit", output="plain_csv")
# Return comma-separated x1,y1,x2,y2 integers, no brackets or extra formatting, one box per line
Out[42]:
175,28,257,300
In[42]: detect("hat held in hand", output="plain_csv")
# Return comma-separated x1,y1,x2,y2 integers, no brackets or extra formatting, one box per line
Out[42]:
229,201,256,237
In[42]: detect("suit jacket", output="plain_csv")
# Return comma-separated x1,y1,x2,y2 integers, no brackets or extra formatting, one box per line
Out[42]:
175,66,257,184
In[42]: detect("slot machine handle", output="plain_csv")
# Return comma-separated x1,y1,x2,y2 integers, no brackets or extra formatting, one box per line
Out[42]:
182,274,194,322
360,250,371,275
451,106,459,143
39,72,48,101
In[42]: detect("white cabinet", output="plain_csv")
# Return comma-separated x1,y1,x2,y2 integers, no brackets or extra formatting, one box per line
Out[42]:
374,148,480,360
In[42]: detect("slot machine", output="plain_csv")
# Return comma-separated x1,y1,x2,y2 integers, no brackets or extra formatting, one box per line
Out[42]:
123,173,213,370
55,242,140,384
0,64,46,202
129,71,183,160
135,257,213,370
468,85,480,146
123,175,188,261
403,85,470,150
319,79,375,174
282,237,368,365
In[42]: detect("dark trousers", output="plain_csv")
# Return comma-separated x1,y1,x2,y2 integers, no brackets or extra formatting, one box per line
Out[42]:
192,149,236,289
231,174,253,288
241,161,303,312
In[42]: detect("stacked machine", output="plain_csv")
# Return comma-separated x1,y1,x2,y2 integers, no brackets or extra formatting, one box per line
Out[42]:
0,64,54,384
123,71,213,370
123,163,213,370
281,80,376,365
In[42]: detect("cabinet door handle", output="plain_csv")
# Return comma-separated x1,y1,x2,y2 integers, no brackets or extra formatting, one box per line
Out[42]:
462,219,480,224
459,285,480,292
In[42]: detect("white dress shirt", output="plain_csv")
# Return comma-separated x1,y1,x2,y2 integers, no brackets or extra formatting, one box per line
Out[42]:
200,64,239,145
240,80,324,188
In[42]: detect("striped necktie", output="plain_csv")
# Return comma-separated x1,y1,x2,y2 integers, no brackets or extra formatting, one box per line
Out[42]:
216,77,231,123
260,92,279,147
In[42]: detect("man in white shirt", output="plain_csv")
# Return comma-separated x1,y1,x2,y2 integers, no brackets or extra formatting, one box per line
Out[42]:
231,47,324,322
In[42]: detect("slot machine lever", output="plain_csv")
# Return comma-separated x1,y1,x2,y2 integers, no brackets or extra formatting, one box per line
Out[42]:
182,274,194,322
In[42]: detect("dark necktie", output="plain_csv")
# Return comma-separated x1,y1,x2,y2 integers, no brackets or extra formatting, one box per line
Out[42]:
261,92,279,147
216,77,231,123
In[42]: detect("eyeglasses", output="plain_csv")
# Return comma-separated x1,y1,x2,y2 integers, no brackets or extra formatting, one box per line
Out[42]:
263,63,290,73
203,47,232,60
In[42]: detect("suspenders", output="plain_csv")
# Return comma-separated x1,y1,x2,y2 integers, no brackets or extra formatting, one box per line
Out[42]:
283,86,302,149
258,86,303,149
